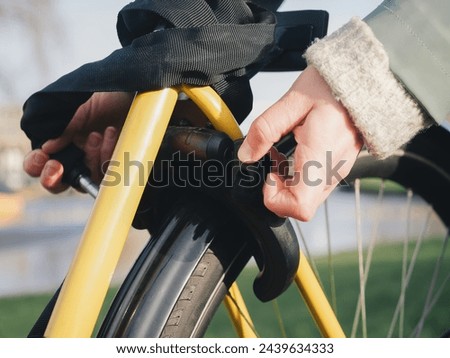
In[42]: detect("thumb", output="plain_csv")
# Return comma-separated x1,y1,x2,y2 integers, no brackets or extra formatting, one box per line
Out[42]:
238,87,312,163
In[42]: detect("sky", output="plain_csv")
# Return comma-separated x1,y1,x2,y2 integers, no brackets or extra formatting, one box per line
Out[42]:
0,0,382,129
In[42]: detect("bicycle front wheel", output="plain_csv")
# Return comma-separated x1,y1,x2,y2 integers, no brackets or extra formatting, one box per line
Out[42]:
98,193,252,338
100,126,449,338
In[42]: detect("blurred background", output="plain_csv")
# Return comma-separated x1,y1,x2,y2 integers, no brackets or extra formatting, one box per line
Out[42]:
1,0,448,339
0,0,381,298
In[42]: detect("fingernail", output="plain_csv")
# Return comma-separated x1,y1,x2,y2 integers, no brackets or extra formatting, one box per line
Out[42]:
238,143,254,163
34,152,47,166
105,127,117,140
88,133,102,148
44,163,60,178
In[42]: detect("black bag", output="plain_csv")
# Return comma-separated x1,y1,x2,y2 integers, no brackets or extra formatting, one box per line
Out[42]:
21,0,327,151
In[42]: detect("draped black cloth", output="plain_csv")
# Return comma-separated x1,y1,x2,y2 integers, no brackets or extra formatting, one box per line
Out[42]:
21,0,280,149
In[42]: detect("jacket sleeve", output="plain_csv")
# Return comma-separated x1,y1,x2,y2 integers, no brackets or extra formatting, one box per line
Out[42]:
304,0,449,158
365,0,450,126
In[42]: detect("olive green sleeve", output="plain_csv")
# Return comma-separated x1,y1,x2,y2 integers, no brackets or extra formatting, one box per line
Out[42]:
305,18,434,158
365,0,450,124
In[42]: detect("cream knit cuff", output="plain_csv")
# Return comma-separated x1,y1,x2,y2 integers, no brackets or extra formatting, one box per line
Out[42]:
305,17,433,158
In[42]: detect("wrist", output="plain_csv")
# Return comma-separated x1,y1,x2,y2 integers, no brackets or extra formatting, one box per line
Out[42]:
304,17,433,158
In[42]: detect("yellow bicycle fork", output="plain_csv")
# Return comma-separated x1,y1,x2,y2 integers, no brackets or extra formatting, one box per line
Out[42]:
44,86,344,338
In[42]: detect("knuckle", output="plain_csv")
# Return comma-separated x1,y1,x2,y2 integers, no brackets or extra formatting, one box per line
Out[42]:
23,151,45,177
252,114,279,144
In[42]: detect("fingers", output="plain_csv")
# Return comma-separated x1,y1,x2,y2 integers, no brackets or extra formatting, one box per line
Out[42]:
263,172,295,218
40,160,67,194
25,92,129,195
83,132,103,183
82,127,118,183
238,81,313,164
41,97,94,154
40,92,131,155
41,132,73,155
24,126,119,194
100,127,118,168
23,150,49,178
238,100,305,163
268,147,290,178
23,149,68,193
263,172,320,222
23,150,68,193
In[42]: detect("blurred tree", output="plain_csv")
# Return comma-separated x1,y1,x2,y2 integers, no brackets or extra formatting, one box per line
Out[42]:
0,0,60,101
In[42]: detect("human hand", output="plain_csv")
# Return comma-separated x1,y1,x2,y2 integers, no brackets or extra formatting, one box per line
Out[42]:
22,92,134,193
238,66,363,221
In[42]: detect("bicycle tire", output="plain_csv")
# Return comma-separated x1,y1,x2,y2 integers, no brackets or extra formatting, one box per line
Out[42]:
98,192,253,338
99,126,450,338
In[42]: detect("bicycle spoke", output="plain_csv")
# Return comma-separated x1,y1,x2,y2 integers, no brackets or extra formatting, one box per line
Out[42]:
295,252,346,338
424,271,450,321
353,179,367,338
272,299,288,337
429,271,450,308
294,221,322,283
412,230,449,337
351,179,385,337
387,205,432,337
399,189,414,337
324,201,337,313
224,288,259,338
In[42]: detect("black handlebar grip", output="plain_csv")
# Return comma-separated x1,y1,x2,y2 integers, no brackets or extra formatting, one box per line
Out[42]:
274,132,296,157
49,143,90,187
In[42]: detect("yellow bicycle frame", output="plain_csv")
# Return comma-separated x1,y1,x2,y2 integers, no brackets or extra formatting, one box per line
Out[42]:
44,86,344,338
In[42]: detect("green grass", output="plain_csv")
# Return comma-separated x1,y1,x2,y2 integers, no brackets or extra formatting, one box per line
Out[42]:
0,289,117,338
358,178,406,194
206,238,449,338
0,238,448,338
0,293,53,338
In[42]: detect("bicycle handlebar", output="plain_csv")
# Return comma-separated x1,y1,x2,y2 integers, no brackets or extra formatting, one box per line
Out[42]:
51,126,299,302
133,126,299,301
49,143,99,197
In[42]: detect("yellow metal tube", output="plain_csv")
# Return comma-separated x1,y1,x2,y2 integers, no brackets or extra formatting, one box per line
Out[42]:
181,86,343,338
224,283,257,338
180,86,258,338
295,251,346,338
45,88,178,337
180,85,243,140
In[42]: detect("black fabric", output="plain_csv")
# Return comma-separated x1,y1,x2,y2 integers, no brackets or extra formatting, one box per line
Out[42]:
251,0,285,12
27,284,62,338
21,0,279,149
